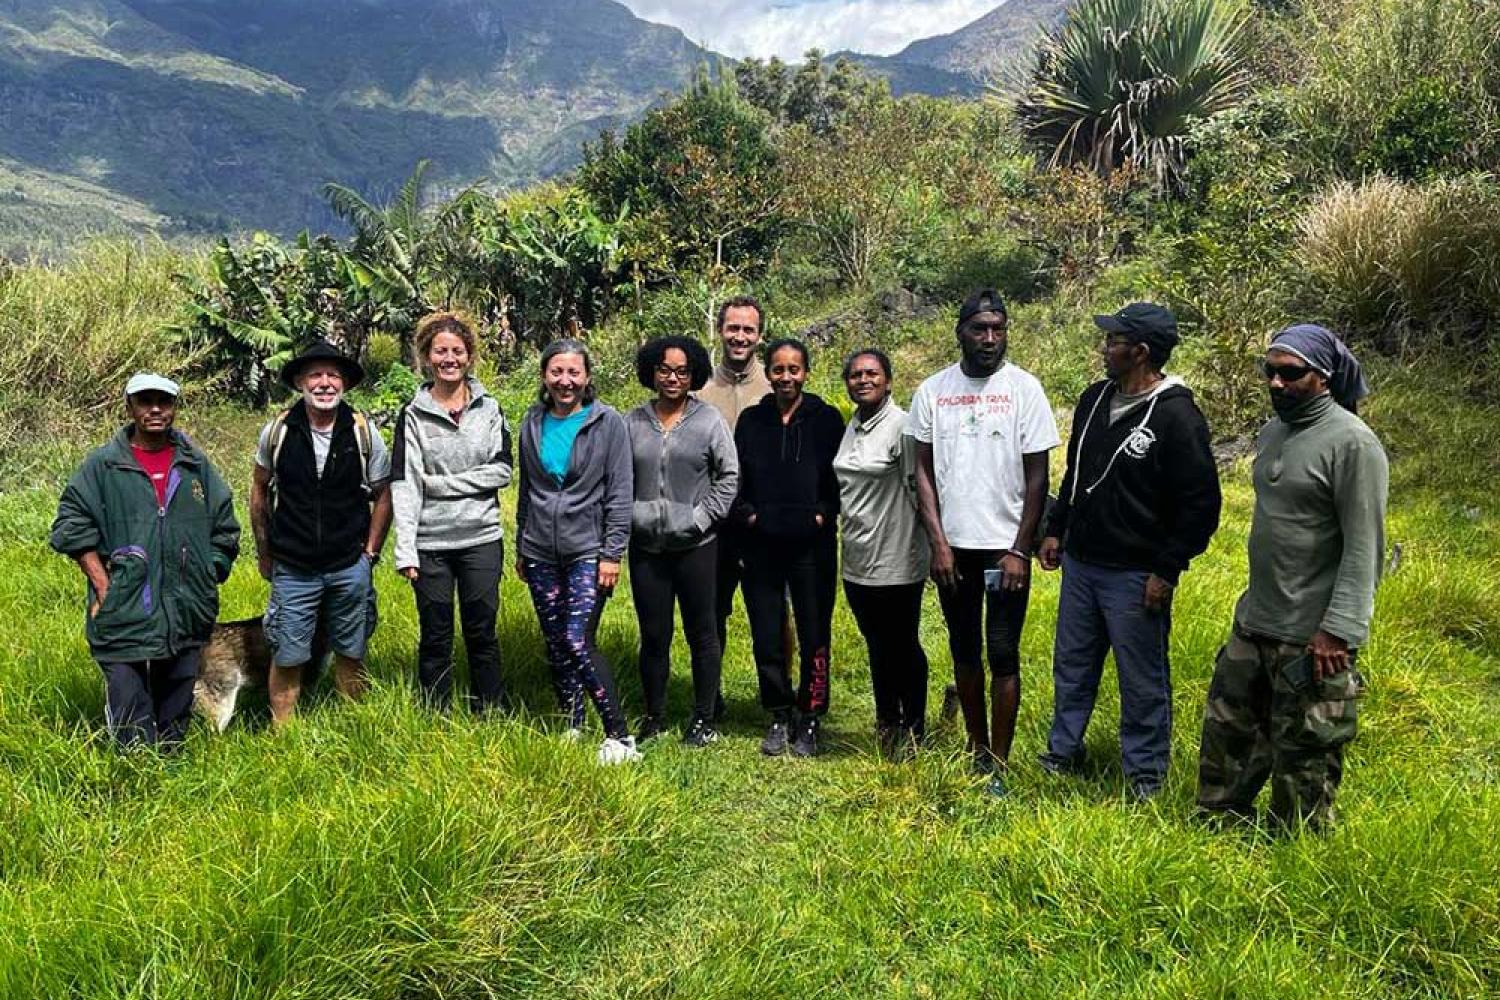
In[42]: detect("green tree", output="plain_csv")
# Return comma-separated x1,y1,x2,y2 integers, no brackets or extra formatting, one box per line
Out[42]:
175,232,376,405
579,69,785,283
321,160,479,351
458,185,626,351
1014,0,1252,190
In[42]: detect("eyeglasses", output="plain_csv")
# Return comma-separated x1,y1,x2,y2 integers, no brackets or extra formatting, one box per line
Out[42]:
1102,336,1135,351
655,364,691,381
1261,361,1315,383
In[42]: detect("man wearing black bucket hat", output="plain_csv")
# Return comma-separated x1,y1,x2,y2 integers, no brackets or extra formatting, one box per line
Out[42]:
1037,303,1221,800
248,341,392,724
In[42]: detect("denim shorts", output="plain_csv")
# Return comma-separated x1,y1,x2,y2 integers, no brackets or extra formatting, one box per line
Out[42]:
265,557,377,667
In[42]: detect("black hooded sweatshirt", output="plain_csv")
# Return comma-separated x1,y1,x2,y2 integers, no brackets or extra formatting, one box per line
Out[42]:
1046,378,1221,584
732,391,846,541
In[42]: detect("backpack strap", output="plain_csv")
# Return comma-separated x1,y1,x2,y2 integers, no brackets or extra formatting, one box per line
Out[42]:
352,410,372,496
266,409,292,512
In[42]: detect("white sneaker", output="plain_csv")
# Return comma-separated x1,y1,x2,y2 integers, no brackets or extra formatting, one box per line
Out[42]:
562,726,583,743
597,735,642,766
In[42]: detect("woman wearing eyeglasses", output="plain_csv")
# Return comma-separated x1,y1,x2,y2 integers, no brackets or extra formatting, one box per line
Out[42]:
625,336,740,748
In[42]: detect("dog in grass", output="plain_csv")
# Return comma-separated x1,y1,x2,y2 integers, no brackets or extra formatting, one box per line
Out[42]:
195,617,324,732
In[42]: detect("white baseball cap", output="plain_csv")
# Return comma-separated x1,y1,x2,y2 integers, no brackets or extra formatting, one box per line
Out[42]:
123,372,181,399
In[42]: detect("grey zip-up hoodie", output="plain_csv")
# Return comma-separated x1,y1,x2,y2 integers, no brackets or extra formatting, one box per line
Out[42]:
516,401,634,565
390,377,512,571
625,397,740,553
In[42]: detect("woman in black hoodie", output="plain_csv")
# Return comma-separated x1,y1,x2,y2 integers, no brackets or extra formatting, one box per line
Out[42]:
733,338,846,758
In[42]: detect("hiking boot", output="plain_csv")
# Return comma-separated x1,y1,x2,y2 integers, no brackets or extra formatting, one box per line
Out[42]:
681,714,720,749
761,719,790,756
791,716,820,758
597,735,642,766
636,714,666,745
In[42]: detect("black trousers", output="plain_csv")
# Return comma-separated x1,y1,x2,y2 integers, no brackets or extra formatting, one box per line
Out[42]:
742,532,837,718
412,540,505,712
935,548,1030,679
99,648,200,751
630,540,721,720
844,579,929,736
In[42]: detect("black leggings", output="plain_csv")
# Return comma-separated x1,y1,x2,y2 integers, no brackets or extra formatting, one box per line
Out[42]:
630,540,721,720
844,579,929,735
936,548,1029,679
412,540,504,712
741,532,838,718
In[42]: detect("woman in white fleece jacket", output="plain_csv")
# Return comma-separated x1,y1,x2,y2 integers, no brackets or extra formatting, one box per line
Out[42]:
390,311,513,714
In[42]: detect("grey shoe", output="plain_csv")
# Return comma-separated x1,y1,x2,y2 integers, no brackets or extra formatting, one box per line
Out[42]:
790,716,820,758
761,719,790,756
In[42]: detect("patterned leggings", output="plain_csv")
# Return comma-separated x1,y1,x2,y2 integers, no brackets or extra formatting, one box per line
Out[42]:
523,558,626,739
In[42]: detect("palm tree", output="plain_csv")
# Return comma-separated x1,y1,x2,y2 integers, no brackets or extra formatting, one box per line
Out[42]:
1013,0,1251,190
322,160,481,350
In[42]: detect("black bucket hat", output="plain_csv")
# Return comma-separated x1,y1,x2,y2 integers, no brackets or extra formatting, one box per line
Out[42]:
280,341,365,390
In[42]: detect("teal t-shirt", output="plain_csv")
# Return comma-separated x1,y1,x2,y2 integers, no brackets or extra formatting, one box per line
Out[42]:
540,405,590,485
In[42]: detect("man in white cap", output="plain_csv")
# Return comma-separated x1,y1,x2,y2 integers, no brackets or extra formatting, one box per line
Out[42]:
249,341,391,723
51,373,240,751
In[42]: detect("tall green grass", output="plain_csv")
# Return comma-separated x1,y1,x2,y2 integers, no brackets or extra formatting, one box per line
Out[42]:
0,346,1495,997
0,239,208,475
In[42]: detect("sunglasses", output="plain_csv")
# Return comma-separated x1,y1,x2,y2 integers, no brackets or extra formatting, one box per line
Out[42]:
1261,361,1315,383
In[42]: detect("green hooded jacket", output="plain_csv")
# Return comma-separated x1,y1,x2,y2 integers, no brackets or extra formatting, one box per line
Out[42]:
50,426,241,662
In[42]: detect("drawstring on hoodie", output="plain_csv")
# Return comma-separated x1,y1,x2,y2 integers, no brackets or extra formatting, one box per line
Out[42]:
1069,387,1165,504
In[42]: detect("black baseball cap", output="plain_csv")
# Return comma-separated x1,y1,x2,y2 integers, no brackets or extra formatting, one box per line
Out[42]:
957,288,1007,327
1094,302,1179,352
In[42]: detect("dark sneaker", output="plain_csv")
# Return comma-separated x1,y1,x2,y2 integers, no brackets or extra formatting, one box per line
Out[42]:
1128,777,1162,802
681,715,720,748
761,719,790,756
636,714,666,745
1038,750,1084,777
985,772,1010,798
791,716,820,758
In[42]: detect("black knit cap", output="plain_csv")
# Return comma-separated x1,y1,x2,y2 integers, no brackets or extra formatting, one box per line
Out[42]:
281,340,365,390
957,288,1007,328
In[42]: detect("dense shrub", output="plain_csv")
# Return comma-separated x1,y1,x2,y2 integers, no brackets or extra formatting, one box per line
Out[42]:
1296,0,1500,177
1297,175,1500,344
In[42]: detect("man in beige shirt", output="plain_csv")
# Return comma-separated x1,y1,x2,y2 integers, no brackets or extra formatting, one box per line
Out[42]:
697,296,771,429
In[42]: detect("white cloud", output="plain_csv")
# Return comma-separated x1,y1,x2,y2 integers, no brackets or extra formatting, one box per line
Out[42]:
618,0,1000,60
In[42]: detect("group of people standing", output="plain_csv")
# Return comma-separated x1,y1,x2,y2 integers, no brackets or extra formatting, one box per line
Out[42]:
51,286,1388,831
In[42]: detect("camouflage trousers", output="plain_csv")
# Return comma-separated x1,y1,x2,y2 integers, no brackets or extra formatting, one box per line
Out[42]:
1197,623,1364,830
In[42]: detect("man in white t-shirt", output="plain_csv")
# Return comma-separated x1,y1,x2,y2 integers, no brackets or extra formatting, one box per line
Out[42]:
909,289,1060,795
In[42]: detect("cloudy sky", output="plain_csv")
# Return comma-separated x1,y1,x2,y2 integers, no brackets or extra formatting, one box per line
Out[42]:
616,0,1000,59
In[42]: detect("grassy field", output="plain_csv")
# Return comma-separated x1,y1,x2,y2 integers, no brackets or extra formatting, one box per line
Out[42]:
0,353,1496,998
